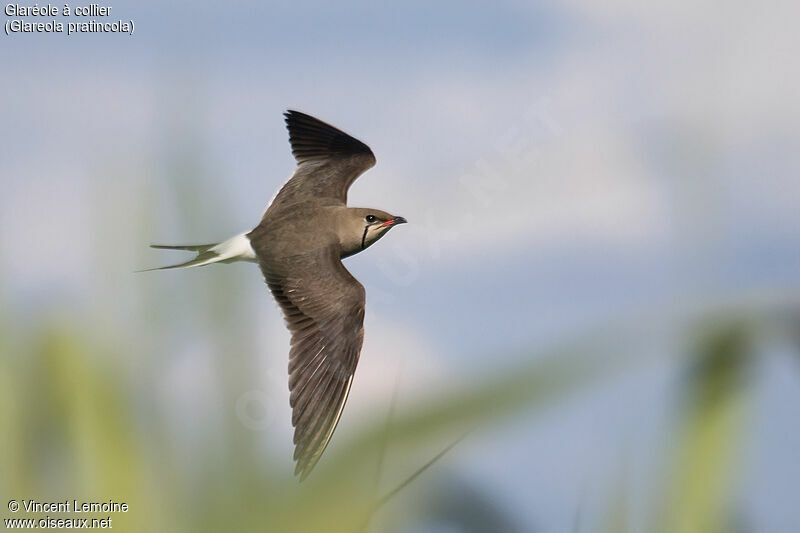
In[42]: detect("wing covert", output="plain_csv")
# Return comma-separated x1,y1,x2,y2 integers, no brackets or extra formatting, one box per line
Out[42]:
264,111,376,214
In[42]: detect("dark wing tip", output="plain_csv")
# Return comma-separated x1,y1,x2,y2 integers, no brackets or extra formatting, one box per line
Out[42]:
284,110,374,164
290,374,353,482
295,459,315,482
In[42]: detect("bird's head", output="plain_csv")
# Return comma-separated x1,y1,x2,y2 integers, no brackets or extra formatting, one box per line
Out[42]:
338,208,407,257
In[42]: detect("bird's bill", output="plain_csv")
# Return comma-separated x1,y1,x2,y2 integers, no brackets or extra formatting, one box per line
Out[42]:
380,216,408,227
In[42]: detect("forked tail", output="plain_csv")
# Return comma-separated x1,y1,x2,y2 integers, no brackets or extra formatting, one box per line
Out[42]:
138,233,257,272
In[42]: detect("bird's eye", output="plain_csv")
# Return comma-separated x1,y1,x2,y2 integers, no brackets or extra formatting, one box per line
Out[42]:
365,215,377,223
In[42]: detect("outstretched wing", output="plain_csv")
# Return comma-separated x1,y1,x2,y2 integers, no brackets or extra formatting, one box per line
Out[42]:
265,110,376,215
258,244,366,480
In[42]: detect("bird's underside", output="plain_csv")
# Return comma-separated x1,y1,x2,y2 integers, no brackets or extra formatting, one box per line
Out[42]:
147,110,400,480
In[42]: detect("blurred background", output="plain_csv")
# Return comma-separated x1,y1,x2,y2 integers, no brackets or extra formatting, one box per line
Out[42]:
1,1,799,531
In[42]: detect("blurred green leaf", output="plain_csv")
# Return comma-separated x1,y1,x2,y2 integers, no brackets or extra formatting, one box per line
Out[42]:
657,321,754,533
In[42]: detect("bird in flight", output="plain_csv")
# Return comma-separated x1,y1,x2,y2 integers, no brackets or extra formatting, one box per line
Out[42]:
144,110,407,480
